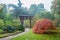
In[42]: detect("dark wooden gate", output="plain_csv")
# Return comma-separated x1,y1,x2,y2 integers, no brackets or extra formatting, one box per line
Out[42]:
19,15,34,28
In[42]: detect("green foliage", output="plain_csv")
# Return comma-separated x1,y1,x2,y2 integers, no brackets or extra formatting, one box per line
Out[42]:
18,25,25,31
20,7,29,15
33,13,40,25
0,29,4,34
37,3,45,12
0,5,3,13
0,19,4,29
4,14,13,27
51,0,60,14
29,4,37,14
12,19,25,31
33,13,40,22
3,25,15,33
8,0,22,18
29,3,45,14
51,0,60,27
33,11,55,24
0,4,7,19
56,21,60,27
5,20,12,26
12,19,20,27
8,4,19,18
38,11,55,20
24,20,30,28
5,14,13,20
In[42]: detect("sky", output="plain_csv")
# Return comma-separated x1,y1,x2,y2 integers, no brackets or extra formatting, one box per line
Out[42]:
0,0,53,11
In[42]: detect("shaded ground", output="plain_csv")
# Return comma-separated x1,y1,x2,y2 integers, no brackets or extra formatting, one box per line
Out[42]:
0,28,30,40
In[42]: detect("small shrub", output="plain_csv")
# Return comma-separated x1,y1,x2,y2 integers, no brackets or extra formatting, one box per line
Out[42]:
3,25,15,33
56,21,60,27
4,20,13,27
17,25,25,31
33,19,57,34
0,29,4,34
12,20,20,29
0,19,4,29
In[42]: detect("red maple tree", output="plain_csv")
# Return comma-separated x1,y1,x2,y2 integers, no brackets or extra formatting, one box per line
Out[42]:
32,19,57,34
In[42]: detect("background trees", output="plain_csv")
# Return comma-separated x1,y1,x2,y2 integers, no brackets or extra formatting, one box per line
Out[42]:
29,3,45,14
0,4,7,19
38,11,55,20
37,3,45,13
51,0,60,27
0,0,60,30
31,3,55,26
29,4,37,14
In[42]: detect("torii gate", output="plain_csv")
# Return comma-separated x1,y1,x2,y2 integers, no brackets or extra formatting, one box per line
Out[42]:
19,14,34,28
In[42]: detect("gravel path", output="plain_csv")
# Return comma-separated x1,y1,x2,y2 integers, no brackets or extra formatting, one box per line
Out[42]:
0,28,30,40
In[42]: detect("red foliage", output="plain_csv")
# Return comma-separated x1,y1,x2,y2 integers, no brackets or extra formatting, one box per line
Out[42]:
32,19,57,34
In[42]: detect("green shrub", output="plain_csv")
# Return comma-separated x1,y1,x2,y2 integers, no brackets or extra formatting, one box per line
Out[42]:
17,25,25,31
0,19,4,29
4,20,13,27
3,25,15,33
12,22,20,27
12,19,20,29
56,21,60,27
0,29,4,34
24,20,30,28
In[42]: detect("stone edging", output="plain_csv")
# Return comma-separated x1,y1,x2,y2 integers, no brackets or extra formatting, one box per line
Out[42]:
0,31,23,38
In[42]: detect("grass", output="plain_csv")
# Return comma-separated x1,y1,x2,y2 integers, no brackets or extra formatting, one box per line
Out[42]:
11,30,60,40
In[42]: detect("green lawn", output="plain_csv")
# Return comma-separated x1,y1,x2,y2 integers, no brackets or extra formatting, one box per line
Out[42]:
11,30,60,40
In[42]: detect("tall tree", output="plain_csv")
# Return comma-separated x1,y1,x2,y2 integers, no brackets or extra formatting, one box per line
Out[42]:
0,4,7,19
8,4,19,18
0,4,3,13
51,0,60,27
29,3,45,14
8,0,28,18
21,7,29,15
29,4,37,14
8,0,22,18
37,3,45,12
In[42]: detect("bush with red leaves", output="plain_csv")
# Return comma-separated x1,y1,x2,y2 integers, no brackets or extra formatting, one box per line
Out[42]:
32,19,57,34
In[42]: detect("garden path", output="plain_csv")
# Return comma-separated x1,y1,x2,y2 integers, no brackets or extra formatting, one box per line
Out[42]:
0,28,30,40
